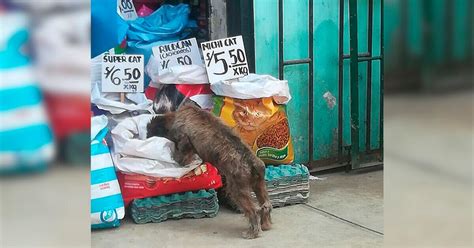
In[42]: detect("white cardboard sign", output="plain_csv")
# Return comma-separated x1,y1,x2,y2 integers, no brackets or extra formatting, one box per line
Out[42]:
152,38,203,70
117,0,138,21
201,36,249,84
101,54,144,93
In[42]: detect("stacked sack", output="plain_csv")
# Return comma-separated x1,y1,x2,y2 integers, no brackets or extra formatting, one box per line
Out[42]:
90,1,222,228
109,114,222,224
211,74,310,208
0,11,54,174
91,116,125,229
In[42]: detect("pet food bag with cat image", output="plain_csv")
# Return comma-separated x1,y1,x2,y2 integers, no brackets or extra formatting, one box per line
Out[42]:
211,74,294,164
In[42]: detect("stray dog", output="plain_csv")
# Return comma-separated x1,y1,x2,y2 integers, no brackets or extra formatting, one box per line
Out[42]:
147,104,272,239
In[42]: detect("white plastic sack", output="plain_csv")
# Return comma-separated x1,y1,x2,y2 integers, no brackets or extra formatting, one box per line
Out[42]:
146,55,209,85
91,80,153,114
110,114,202,178
34,11,90,95
91,54,153,115
210,74,292,104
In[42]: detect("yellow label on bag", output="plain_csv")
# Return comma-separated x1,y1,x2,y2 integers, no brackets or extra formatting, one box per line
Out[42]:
213,96,294,164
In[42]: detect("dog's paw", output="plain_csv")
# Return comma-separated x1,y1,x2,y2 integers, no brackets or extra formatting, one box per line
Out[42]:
241,230,261,239
261,221,271,231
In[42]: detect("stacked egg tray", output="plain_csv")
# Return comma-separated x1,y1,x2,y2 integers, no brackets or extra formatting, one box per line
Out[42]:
130,189,219,224
220,164,310,211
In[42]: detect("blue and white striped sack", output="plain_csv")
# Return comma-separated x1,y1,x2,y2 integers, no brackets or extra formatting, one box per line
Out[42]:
0,12,54,174
91,115,125,229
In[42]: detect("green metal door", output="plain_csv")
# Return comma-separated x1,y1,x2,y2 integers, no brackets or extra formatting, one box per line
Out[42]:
384,0,473,91
247,0,384,170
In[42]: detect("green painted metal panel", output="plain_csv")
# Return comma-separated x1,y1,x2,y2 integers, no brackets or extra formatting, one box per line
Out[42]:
251,0,383,167
370,60,381,150
430,0,446,65
284,64,310,163
453,0,469,60
343,0,351,149
283,0,309,61
312,0,340,160
372,0,382,57
370,0,382,150
384,0,473,71
407,0,423,58
283,0,310,163
357,0,368,153
384,0,402,71
254,0,279,77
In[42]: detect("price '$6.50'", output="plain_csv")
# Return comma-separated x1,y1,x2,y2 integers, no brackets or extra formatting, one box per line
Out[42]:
101,54,144,93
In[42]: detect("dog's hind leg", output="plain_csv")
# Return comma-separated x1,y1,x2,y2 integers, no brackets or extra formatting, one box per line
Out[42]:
253,170,272,231
228,184,262,239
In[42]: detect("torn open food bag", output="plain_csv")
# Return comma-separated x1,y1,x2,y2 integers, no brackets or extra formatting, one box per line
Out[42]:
117,162,223,206
212,74,294,164
110,114,202,178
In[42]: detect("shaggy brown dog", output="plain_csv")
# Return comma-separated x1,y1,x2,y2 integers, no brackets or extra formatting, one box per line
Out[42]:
147,105,272,239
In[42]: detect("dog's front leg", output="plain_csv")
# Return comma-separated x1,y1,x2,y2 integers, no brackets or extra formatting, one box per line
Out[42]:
171,131,197,166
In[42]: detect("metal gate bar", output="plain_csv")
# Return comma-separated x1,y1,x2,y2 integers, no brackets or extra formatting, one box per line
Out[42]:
380,0,384,160
278,0,315,163
339,0,384,168
349,0,360,167
338,0,345,160
366,0,373,153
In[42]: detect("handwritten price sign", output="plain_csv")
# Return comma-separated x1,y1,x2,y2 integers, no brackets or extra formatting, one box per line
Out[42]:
152,38,203,70
101,54,144,93
201,36,249,84
117,0,137,20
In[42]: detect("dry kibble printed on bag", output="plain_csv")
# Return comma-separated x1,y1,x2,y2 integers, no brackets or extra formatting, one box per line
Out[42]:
212,96,294,164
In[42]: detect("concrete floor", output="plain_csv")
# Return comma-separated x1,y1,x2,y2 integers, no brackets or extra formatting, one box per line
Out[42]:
383,91,473,247
2,91,471,247
91,169,384,248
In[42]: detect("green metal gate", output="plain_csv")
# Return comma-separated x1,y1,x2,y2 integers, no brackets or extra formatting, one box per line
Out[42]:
384,0,473,91
228,0,384,170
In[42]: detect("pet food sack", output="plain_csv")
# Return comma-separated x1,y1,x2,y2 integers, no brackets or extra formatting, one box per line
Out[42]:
211,74,293,164
213,97,294,164
0,12,55,174
117,163,223,206
91,115,125,229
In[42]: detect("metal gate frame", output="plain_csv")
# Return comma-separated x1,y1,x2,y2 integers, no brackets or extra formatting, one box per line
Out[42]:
274,0,384,170
225,0,384,170
346,0,384,169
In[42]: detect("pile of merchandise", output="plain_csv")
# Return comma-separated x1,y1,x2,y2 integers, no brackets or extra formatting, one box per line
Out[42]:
90,0,311,229
90,1,220,229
